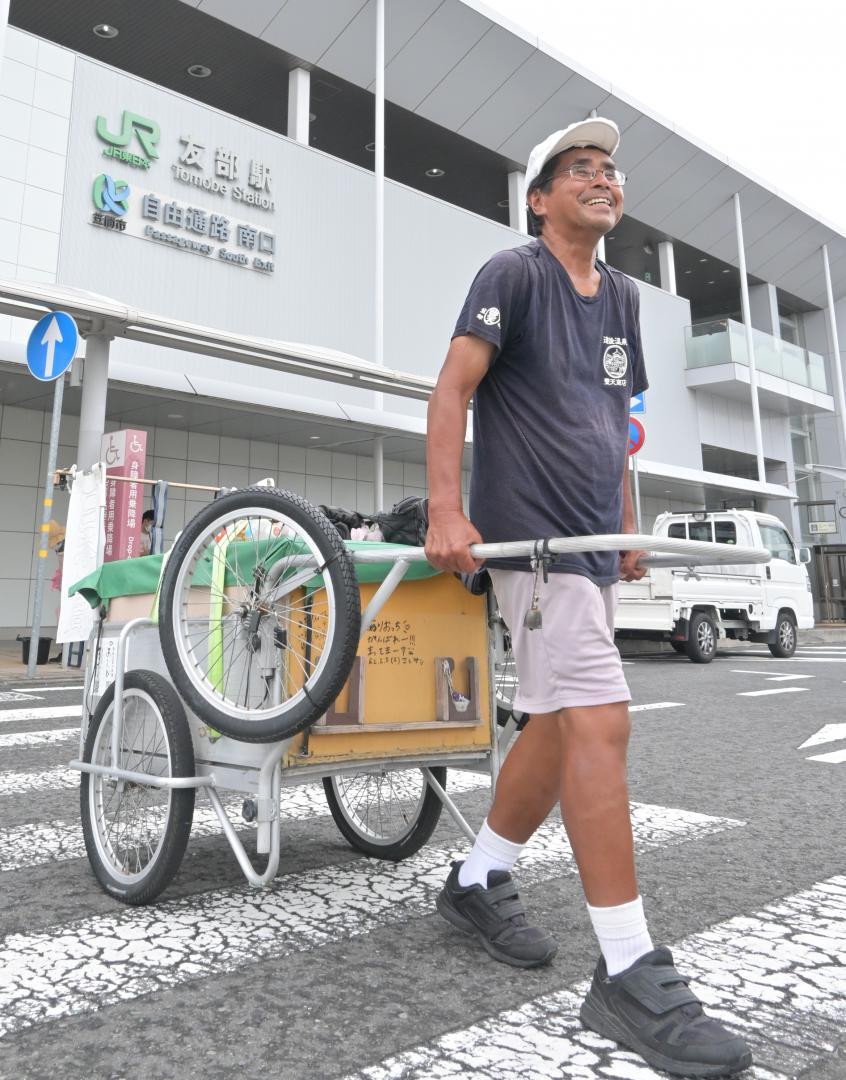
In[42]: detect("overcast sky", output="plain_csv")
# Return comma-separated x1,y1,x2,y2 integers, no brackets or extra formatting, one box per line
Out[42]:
483,0,846,236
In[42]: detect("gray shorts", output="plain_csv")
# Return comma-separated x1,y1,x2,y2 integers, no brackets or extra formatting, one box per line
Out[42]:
489,569,631,714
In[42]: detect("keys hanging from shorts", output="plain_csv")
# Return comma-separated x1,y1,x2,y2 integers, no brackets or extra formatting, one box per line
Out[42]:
523,541,553,631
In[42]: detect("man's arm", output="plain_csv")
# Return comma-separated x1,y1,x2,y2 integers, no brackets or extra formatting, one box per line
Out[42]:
424,334,494,573
619,460,647,582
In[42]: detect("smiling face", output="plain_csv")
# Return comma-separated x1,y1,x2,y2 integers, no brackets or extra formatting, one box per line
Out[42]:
527,146,624,240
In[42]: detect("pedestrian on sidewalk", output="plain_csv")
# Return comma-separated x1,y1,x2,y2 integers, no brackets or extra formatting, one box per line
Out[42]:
424,117,751,1078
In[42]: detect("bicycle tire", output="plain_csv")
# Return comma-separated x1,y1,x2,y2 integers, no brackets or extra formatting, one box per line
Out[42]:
80,670,195,905
323,766,446,860
159,488,360,742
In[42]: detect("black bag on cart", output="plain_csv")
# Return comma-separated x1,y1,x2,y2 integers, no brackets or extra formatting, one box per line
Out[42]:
319,504,367,539
375,495,429,546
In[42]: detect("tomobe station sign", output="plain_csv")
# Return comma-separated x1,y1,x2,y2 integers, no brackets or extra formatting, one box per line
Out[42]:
90,108,277,273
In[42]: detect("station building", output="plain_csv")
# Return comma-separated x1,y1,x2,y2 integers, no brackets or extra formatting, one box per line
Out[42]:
1,0,845,635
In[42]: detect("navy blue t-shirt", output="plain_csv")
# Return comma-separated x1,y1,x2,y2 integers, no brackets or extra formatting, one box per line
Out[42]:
452,239,648,585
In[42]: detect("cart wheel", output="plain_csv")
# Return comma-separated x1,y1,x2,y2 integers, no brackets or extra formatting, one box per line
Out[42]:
159,488,360,743
491,612,526,729
323,766,446,860
80,670,195,905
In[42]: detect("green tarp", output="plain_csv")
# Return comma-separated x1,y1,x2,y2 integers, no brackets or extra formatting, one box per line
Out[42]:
69,540,441,610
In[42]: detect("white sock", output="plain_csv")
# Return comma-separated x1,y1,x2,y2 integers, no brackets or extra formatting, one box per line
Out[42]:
586,895,654,977
458,819,525,888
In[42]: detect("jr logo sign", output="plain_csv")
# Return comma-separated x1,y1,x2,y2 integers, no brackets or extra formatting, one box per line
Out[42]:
95,111,160,168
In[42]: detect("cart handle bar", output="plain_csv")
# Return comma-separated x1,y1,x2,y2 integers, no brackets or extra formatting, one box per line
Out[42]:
350,534,770,567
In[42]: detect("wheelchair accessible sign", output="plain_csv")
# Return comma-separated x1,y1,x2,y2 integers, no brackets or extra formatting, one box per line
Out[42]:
26,312,79,381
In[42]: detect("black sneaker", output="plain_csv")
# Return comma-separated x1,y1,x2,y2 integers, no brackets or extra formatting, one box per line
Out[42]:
436,861,558,969
580,946,752,1077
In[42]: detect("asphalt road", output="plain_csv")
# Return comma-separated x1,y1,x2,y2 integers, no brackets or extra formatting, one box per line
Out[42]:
0,643,844,1080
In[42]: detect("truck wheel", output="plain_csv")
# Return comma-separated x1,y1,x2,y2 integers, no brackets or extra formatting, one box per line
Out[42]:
686,612,716,663
769,613,797,658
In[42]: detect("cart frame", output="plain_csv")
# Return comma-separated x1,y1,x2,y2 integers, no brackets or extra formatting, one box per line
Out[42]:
70,530,769,890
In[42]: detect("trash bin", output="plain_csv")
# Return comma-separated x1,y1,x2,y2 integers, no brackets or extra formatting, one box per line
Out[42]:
17,635,53,665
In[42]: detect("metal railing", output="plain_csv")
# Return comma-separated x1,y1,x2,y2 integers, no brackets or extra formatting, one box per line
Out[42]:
685,320,828,395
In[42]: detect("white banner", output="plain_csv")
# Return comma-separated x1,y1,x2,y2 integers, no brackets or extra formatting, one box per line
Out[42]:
57,465,106,645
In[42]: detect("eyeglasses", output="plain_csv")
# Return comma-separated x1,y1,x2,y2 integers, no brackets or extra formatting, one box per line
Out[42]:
553,164,627,187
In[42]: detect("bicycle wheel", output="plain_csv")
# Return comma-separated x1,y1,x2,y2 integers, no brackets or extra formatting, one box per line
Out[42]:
491,611,523,727
159,488,361,743
323,766,446,860
80,670,195,905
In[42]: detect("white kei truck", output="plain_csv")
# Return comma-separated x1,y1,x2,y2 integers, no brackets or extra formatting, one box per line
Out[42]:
615,509,814,663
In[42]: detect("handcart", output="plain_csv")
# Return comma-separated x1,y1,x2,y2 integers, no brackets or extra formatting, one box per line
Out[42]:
68,487,769,905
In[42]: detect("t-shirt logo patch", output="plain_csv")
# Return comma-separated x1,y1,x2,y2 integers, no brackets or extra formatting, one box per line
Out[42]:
602,337,628,386
476,306,501,327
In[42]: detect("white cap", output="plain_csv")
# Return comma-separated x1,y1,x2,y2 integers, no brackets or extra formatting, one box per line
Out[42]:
525,118,620,191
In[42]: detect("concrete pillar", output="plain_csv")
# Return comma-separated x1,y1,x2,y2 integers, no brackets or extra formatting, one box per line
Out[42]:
822,243,846,463
0,0,9,82
287,68,310,145
373,436,384,514
77,334,111,470
658,240,676,295
733,193,766,484
749,282,780,337
783,456,803,539
507,170,527,234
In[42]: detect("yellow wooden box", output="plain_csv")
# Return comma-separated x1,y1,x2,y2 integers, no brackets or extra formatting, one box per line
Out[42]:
283,572,493,768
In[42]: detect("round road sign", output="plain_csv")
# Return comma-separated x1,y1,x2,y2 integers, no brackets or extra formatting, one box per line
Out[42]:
628,416,645,456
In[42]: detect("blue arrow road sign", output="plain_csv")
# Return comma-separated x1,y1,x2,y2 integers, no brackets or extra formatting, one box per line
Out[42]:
27,312,79,382
630,391,645,414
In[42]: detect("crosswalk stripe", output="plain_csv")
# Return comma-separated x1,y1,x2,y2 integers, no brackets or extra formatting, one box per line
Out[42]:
629,702,683,712
9,685,83,693
344,876,846,1080
730,670,814,680
0,706,81,724
734,655,846,663
0,802,743,1039
0,766,78,796
737,687,809,697
0,728,77,749
806,749,846,764
0,772,491,872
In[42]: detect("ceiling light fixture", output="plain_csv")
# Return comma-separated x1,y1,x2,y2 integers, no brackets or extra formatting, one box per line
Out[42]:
167,413,183,419
643,242,654,256
699,257,708,263
707,280,715,285
425,168,445,178
93,23,119,38
309,435,320,440
721,268,731,274
308,112,317,122
365,141,375,151
496,199,509,208
684,269,693,274
187,64,212,78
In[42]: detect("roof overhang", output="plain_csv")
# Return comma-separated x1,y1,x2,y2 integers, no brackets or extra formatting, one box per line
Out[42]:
174,0,846,307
